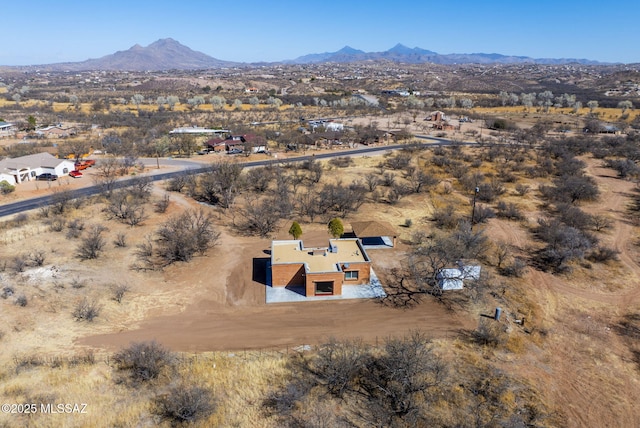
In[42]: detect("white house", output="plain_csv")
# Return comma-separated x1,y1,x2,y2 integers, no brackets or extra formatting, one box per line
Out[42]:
0,121,15,137
0,152,76,184
324,122,344,132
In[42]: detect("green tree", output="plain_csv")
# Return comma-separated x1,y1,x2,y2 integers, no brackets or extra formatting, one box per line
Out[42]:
618,100,633,114
27,115,36,131
0,180,16,194
328,218,344,238
288,221,303,239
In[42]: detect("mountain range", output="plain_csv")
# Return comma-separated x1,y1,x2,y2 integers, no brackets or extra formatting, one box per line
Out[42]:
16,38,605,71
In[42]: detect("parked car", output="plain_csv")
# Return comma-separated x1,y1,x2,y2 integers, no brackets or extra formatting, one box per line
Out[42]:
74,162,88,170
227,148,242,155
69,170,82,178
83,159,96,167
36,173,58,181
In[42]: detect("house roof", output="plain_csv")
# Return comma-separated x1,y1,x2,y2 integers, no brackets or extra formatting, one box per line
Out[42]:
0,152,72,173
351,221,397,238
272,239,369,273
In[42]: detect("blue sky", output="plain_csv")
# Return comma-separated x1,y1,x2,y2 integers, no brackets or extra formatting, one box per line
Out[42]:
1,0,638,65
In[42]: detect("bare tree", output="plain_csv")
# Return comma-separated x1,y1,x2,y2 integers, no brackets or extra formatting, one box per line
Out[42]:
239,196,280,237
198,162,243,208
156,209,219,265
93,158,122,196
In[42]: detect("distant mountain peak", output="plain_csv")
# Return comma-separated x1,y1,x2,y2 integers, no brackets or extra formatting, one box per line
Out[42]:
337,45,364,54
47,38,237,71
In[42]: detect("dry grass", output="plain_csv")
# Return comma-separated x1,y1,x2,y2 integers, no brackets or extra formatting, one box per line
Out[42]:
0,350,290,427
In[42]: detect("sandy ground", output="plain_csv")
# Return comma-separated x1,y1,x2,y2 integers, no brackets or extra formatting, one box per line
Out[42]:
77,225,468,352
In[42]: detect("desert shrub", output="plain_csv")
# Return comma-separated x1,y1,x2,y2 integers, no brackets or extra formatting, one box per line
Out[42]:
14,294,28,307
364,172,379,192
501,258,528,277
166,173,190,193
556,203,593,231
548,175,599,204
386,152,412,170
515,183,531,196
77,225,107,260
431,205,460,229
72,298,101,321
473,318,508,347
126,176,153,201
329,156,353,168
13,213,29,225
112,284,129,303
70,277,86,289
473,205,496,223
105,190,147,226
29,250,46,267
387,183,412,204
154,193,170,213
38,205,51,218
11,254,28,273
604,158,639,179
66,218,85,239
381,171,396,187
114,341,175,384
50,189,75,215
587,246,620,263
154,384,216,425
47,217,66,232
534,218,595,272
408,170,439,193
1,286,15,299
114,233,127,248
590,214,614,232
404,218,413,228
275,332,447,427
477,180,506,203
496,201,524,220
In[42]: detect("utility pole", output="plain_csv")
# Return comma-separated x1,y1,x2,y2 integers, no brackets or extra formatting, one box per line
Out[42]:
471,186,479,230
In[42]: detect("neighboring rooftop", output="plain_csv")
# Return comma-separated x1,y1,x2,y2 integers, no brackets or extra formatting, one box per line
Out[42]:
0,152,66,171
271,239,369,273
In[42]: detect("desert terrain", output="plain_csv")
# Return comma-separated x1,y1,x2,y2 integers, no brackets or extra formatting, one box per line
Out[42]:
1,62,639,426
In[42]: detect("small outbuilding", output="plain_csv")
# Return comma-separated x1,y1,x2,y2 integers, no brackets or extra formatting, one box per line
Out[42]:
436,263,481,290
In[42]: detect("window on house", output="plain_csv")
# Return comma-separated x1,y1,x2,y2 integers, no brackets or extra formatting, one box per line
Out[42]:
315,281,334,295
345,271,358,280
63,168,69,174
30,171,36,177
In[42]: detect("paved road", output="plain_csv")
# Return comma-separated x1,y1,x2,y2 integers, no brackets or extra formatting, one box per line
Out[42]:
0,137,475,218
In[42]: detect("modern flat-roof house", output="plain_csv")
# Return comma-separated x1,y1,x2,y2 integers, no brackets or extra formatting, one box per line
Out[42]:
271,238,371,297
0,152,76,185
